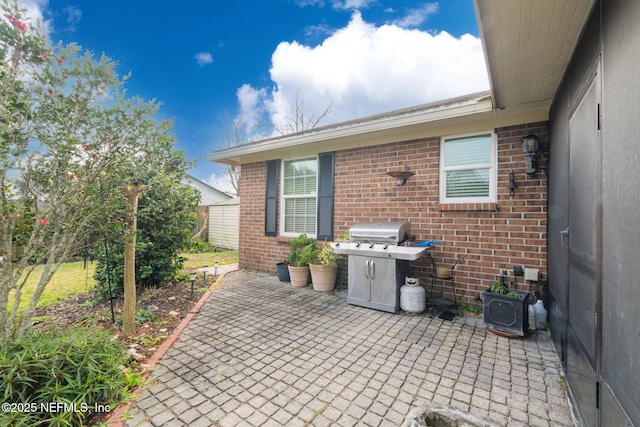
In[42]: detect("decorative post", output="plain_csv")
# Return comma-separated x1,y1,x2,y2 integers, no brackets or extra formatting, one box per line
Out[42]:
122,184,145,335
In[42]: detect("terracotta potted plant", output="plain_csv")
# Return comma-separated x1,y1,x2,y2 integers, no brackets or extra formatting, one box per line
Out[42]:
309,242,341,292
287,234,316,287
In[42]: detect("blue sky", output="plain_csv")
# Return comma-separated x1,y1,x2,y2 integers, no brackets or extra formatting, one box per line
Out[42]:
26,0,488,193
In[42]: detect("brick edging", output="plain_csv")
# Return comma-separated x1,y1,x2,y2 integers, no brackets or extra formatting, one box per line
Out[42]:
106,267,238,426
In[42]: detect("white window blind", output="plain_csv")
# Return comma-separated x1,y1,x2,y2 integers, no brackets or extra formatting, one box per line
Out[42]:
440,133,496,203
282,158,317,235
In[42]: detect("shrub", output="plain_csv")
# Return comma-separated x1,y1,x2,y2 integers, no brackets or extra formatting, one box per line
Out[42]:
316,243,341,268
185,238,215,253
0,328,128,426
92,178,199,301
287,234,316,267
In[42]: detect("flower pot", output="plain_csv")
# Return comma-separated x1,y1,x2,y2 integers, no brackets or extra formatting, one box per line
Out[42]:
482,288,530,336
276,263,290,282
288,265,310,288
309,264,338,292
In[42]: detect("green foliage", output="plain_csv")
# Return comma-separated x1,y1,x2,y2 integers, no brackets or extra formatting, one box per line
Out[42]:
92,179,199,301
0,0,194,337
287,234,316,267
316,243,341,268
488,282,522,298
538,321,550,331
114,308,159,327
185,238,215,253
122,368,142,390
0,327,128,426
135,308,159,325
457,302,483,314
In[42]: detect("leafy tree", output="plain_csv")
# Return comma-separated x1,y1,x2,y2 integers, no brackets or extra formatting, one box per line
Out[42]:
92,178,200,301
0,1,190,337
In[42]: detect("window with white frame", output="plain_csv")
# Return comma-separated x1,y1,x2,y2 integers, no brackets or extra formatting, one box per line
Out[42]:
440,132,496,203
281,157,318,236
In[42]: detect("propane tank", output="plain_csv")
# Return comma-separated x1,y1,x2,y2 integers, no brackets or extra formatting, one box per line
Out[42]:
533,300,547,329
528,303,536,331
400,277,425,314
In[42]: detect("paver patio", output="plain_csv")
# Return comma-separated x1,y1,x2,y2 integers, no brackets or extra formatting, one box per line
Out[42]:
121,269,576,426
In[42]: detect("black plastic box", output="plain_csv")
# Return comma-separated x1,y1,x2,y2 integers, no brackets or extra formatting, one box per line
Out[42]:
482,288,530,336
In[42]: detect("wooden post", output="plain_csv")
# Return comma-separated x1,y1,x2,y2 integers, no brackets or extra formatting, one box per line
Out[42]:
122,184,144,335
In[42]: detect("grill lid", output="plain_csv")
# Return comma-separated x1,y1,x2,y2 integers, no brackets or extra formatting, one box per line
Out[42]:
349,221,410,244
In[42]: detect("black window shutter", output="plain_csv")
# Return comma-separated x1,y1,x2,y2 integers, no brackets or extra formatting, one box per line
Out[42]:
316,152,335,240
265,160,279,236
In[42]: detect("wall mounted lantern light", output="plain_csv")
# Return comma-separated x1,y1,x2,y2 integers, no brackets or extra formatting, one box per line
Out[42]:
521,134,540,175
386,165,415,186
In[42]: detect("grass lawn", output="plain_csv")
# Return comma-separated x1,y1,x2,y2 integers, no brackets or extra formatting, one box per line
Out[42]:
8,250,237,313
8,260,96,314
180,250,238,270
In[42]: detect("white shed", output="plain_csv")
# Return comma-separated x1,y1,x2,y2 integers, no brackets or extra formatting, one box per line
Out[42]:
184,175,231,206
208,197,239,250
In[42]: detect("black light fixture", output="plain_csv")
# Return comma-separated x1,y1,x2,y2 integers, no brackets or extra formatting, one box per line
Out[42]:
521,134,540,175
189,271,197,294
508,170,517,197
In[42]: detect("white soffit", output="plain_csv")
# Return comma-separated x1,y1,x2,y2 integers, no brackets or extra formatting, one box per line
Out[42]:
474,0,596,109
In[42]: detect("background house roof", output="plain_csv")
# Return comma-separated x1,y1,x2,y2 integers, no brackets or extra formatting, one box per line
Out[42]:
184,174,233,205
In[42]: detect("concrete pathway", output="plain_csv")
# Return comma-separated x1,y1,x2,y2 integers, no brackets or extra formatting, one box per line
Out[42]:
120,270,576,427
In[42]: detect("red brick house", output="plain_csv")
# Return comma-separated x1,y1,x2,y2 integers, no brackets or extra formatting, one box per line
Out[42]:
209,92,549,305
208,1,640,425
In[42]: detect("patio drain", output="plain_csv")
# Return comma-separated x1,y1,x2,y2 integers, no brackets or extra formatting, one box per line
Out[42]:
403,404,499,427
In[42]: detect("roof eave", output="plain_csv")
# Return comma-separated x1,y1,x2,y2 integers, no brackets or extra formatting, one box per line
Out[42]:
208,92,499,167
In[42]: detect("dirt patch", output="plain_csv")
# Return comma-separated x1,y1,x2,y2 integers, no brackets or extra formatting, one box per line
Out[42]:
32,278,214,362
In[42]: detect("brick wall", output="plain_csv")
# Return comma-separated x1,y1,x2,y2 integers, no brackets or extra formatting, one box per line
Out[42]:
238,121,548,306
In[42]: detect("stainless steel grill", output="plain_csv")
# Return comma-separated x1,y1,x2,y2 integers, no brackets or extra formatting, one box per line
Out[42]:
331,221,426,261
349,221,410,244
330,221,430,313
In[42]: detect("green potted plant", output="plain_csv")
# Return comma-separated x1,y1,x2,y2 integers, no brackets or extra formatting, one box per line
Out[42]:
482,282,530,336
287,234,316,287
309,242,342,292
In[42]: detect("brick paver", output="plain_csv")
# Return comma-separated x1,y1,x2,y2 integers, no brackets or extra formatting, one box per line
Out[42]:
121,270,576,426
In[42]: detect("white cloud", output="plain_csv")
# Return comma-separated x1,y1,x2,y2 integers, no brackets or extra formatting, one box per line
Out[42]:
391,3,439,28
62,5,82,32
239,11,489,136
331,0,376,10
236,84,267,132
295,0,325,7
205,171,236,196
195,52,213,66
18,0,52,38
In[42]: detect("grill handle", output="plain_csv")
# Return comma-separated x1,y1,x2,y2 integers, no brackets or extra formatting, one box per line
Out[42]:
350,233,396,240
365,260,370,279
